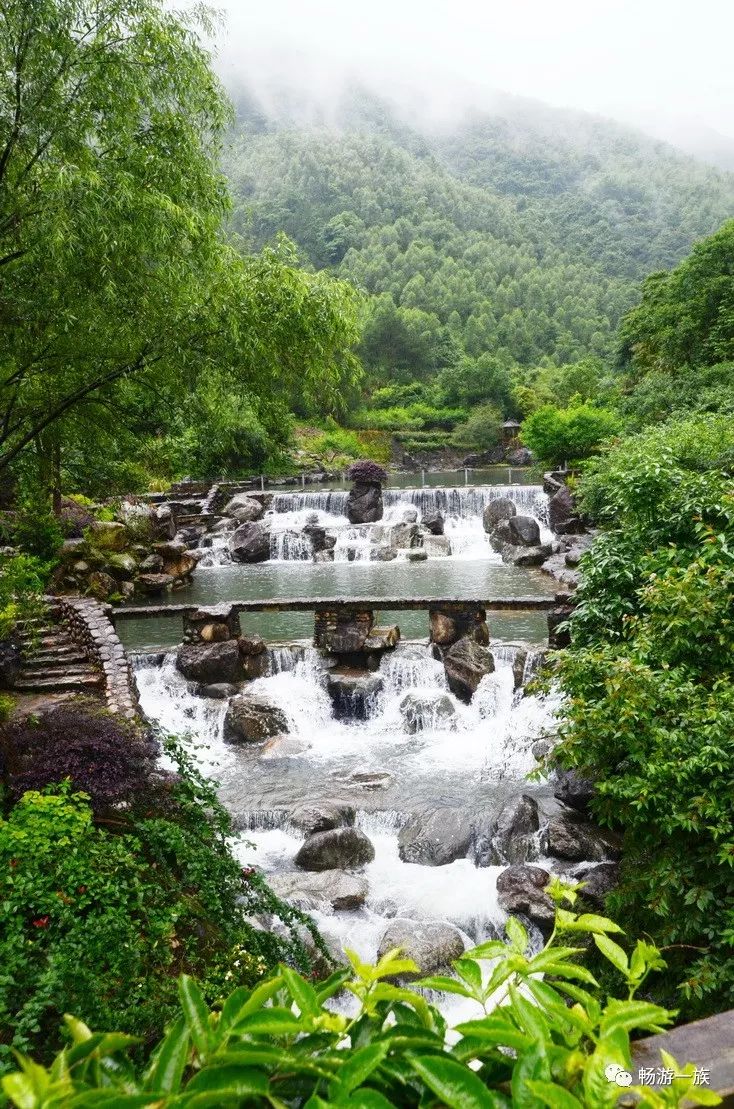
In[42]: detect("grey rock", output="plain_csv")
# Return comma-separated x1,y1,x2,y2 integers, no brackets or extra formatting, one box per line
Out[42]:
176,640,243,684
369,547,397,561
532,740,552,761
406,548,428,562
421,511,444,535
476,795,540,866
295,827,375,871
399,691,456,733
269,869,368,911
229,522,270,563
508,515,541,546
422,535,452,557
548,484,575,533
571,862,620,909
196,682,239,699
377,918,465,976
443,637,495,702
290,804,356,836
327,671,383,720
390,522,421,549
402,507,419,523
135,572,175,595
139,553,164,573
483,497,516,533
224,494,264,523
553,768,595,812
223,693,288,744
544,813,622,862
496,865,555,926
346,481,383,524
398,809,473,866
512,544,553,567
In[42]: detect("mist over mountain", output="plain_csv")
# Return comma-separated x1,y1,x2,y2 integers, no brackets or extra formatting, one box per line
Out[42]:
222,80,734,378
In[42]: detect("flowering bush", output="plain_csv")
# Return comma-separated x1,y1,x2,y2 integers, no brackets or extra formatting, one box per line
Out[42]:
1,881,721,1107
347,459,387,484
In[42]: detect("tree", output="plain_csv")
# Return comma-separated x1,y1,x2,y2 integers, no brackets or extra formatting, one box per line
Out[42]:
521,403,619,465
0,1,361,487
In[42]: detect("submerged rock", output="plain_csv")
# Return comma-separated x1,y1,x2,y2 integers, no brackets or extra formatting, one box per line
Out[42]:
327,671,383,720
421,511,444,535
269,869,368,911
399,691,456,734
196,682,239,699
223,693,288,744
496,864,555,927
398,809,473,866
377,918,465,976
443,637,495,702
295,827,375,871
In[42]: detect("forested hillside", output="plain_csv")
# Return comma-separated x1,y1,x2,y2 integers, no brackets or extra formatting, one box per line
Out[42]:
225,85,734,388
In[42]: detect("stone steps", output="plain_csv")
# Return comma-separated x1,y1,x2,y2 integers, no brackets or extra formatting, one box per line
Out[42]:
14,672,104,693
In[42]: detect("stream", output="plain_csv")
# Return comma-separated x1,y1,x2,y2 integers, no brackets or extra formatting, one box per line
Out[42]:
129,477,564,1000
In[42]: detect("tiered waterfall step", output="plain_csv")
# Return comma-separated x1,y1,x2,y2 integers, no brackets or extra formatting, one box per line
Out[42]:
15,609,104,694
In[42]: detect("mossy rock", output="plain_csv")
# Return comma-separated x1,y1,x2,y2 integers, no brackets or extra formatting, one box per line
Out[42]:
89,521,129,551
105,552,139,580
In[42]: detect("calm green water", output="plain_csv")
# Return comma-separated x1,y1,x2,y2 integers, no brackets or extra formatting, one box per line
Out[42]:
118,558,556,652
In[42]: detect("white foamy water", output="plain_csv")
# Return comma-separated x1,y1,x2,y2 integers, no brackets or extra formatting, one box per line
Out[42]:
199,484,551,565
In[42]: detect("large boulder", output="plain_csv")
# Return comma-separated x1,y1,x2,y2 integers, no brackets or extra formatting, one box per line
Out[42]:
105,552,138,580
229,522,270,563
496,865,555,927
508,515,541,547
223,693,288,744
443,637,494,702
399,691,456,734
553,768,595,812
89,520,128,551
177,640,243,684
346,481,383,524
475,795,540,866
295,827,375,871
377,918,465,976
422,535,452,557
544,813,622,862
483,497,516,534
548,484,576,534
390,522,421,549
88,570,118,600
223,494,264,523
429,606,489,647
398,809,473,866
303,524,335,555
269,869,368,911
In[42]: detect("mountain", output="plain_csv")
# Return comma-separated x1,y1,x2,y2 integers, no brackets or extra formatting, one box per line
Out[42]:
223,83,734,381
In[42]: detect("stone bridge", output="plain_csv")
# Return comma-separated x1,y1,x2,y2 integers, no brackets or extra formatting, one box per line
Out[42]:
111,593,575,650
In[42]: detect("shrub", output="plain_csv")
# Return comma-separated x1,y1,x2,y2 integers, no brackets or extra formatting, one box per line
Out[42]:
1,884,719,1108
0,554,46,640
0,737,324,1067
521,403,620,465
11,499,63,564
346,460,387,484
58,496,97,539
450,402,503,449
553,415,734,1017
0,703,160,814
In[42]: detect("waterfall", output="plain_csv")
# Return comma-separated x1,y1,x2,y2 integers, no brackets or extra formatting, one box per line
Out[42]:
271,490,349,515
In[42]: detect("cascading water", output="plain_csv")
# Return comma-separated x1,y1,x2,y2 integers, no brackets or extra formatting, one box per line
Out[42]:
257,484,550,564
135,639,560,983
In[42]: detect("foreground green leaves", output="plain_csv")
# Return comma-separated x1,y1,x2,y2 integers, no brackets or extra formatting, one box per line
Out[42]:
1,886,720,1107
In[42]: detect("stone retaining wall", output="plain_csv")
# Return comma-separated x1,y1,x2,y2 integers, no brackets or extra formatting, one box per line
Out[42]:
55,596,140,721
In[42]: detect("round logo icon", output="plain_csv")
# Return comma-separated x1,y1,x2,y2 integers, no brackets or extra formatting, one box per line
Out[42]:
605,1063,633,1087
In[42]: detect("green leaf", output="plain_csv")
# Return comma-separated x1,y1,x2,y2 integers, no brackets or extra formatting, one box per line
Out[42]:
525,1080,584,1108
1,1074,37,1109
144,1016,190,1094
511,1044,551,1109
574,914,624,935
281,965,321,1017
505,915,529,953
409,1053,501,1108
411,975,474,998
593,934,629,976
178,976,212,1056
332,1043,389,1095
599,999,672,1037
184,1064,269,1096
230,1008,304,1036
220,976,283,1031
346,1092,396,1109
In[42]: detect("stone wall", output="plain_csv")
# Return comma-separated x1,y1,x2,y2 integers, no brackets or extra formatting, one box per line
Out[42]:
55,596,140,720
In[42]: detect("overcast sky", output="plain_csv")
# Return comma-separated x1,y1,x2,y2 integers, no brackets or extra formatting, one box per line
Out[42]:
204,0,734,141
